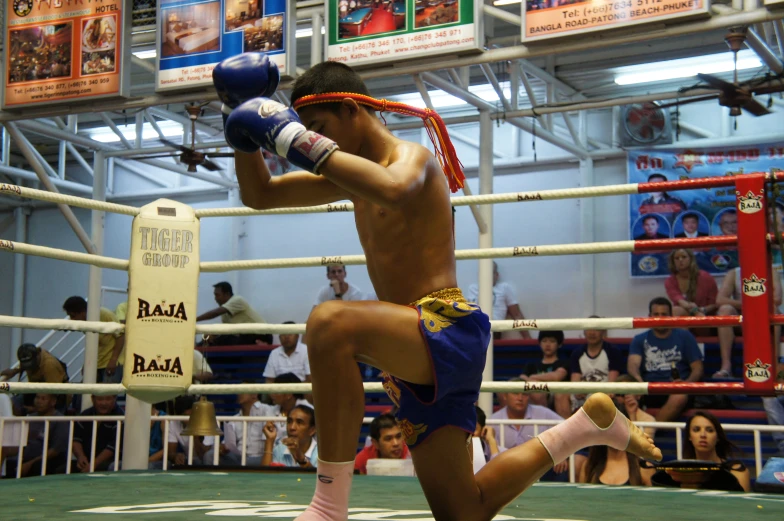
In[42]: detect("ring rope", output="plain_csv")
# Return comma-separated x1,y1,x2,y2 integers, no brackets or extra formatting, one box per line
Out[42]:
0,175,754,220
0,314,752,335
0,240,129,270
2,381,778,396
0,316,124,334
0,184,139,216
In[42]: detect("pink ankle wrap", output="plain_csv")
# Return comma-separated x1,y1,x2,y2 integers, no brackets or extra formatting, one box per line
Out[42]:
537,408,630,465
295,459,354,521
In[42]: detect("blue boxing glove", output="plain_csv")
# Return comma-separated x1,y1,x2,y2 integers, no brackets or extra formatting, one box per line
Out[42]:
213,53,280,125
225,97,338,173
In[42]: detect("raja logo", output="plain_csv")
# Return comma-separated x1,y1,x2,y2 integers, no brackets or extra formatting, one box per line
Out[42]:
137,299,188,322
736,190,763,214
741,274,766,297
132,354,184,376
744,359,772,383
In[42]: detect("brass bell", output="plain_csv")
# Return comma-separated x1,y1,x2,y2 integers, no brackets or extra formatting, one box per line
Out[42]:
181,396,223,437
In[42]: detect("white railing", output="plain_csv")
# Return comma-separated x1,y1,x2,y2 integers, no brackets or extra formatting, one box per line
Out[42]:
2,415,782,480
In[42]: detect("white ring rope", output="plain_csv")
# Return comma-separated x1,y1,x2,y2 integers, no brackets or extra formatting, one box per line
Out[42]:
1,182,640,219
0,184,139,216
0,316,646,334
0,381,651,396
0,240,129,270
192,185,642,217
200,242,636,272
0,316,124,334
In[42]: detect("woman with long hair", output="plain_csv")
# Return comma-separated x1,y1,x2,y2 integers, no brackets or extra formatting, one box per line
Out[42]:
579,443,653,486
665,249,718,319
681,411,751,491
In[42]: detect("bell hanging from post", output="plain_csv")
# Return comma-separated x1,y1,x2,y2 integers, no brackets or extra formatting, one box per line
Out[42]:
181,396,223,437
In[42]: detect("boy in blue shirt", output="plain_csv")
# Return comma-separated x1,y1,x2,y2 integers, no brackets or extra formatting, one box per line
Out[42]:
628,297,704,422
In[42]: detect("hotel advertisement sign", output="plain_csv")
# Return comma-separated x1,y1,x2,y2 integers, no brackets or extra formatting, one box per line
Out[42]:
521,0,709,42
326,0,482,67
156,0,288,92
3,0,130,108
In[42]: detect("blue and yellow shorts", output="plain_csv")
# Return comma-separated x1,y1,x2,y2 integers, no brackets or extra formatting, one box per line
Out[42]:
382,288,491,449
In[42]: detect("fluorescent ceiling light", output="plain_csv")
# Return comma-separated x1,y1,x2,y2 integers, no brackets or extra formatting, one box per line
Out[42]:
133,49,157,59
614,50,763,85
390,81,513,110
86,121,183,143
296,26,326,38
493,0,521,4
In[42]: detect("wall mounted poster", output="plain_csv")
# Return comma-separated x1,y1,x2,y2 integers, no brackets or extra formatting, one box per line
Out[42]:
522,0,709,42
628,143,784,277
326,0,482,67
156,0,287,92
3,0,130,108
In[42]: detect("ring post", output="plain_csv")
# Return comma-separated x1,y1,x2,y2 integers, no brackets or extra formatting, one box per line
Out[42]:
478,110,494,415
735,173,775,393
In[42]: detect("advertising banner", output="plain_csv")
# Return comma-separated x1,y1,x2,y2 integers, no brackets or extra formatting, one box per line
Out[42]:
3,0,130,108
326,0,482,67
156,0,287,92
628,143,784,277
522,0,708,42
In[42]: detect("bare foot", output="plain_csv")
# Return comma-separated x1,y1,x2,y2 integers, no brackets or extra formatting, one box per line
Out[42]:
583,393,662,461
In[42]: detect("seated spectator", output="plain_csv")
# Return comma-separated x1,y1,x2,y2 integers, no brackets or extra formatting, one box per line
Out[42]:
197,282,272,346
167,395,208,466
665,249,718,322
1,393,25,477
63,296,124,383
148,403,166,469
354,413,410,474
490,378,567,481
521,330,571,419
570,320,623,412
653,411,751,491
261,405,318,468
627,297,704,422
4,394,69,477
264,323,311,384
612,375,656,438
314,264,368,304
473,406,499,464
465,262,531,340
204,389,270,466
1,344,69,412
715,267,781,378
268,373,314,441
192,348,213,384
762,393,784,457
71,394,123,473
578,442,652,486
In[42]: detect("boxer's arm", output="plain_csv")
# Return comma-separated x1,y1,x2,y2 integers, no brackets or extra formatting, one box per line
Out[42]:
234,151,349,210
317,143,428,209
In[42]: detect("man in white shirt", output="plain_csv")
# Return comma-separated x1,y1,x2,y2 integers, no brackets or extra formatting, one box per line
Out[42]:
466,262,531,339
313,264,368,305
196,281,271,345
263,322,311,383
204,391,273,466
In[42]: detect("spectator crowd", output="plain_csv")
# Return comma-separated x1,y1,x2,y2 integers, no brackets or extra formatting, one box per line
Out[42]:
1,248,782,493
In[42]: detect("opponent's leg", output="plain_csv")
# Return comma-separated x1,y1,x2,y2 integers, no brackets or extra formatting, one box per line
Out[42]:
413,393,661,521
296,300,434,521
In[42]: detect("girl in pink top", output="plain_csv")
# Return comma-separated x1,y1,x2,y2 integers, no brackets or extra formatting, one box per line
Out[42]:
664,249,718,319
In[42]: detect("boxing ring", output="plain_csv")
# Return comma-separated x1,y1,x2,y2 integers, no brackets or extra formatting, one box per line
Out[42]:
1,171,783,519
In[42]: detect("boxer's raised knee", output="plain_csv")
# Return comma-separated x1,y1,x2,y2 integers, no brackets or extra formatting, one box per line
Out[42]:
306,301,355,357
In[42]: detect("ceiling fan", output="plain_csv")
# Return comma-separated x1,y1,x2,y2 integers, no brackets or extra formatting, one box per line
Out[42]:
659,27,784,117
131,103,233,172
